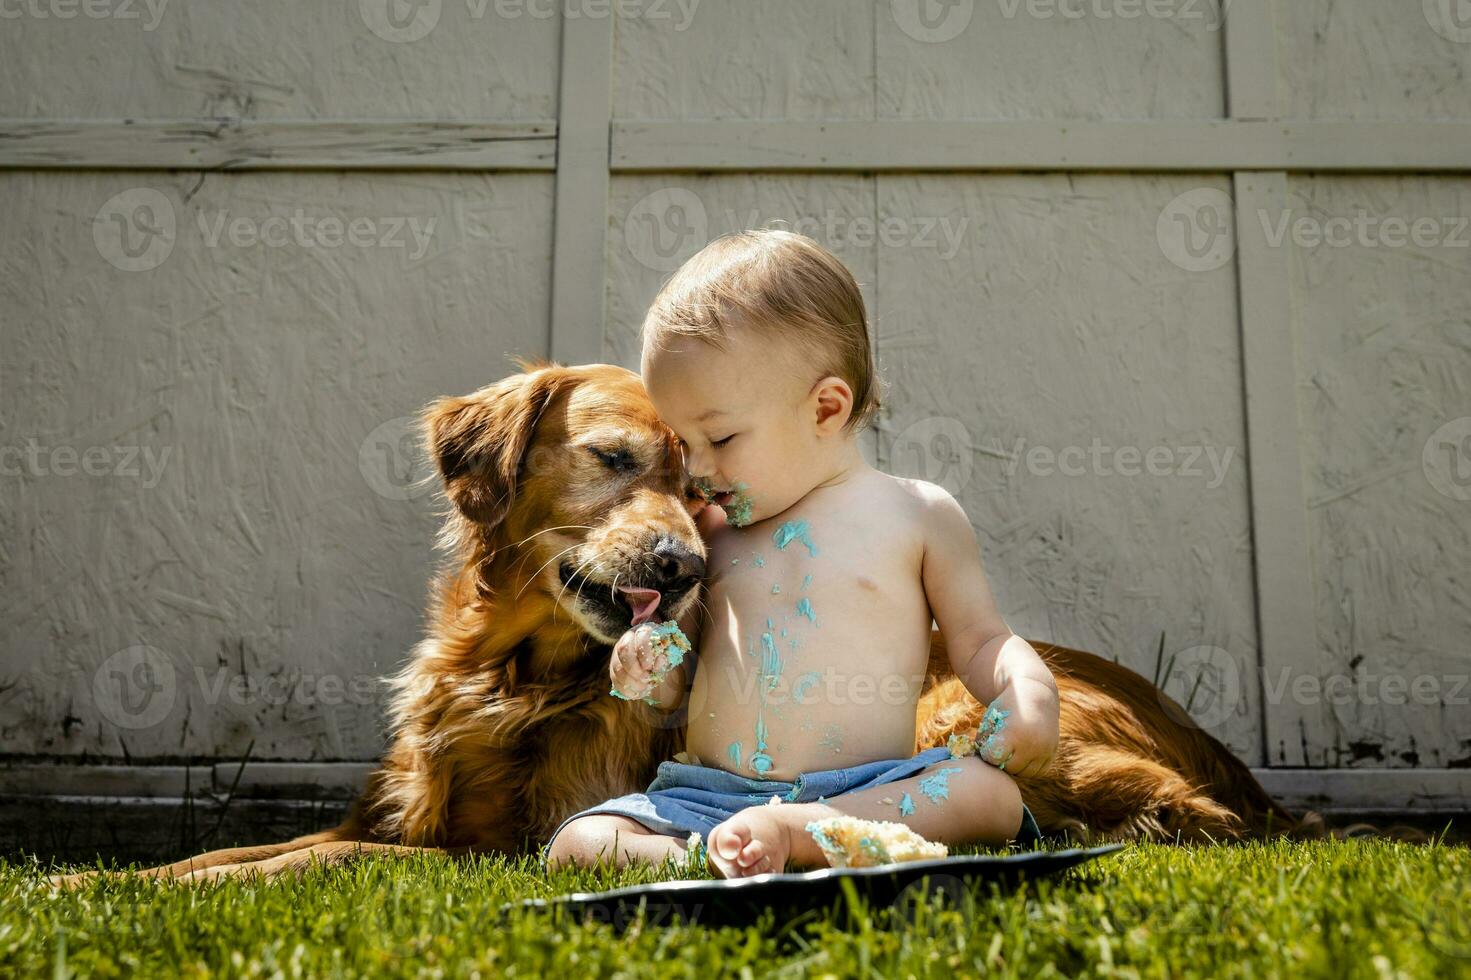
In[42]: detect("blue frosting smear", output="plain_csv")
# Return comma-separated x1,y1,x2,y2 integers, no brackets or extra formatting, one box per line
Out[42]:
898,792,915,816
760,632,783,689
772,519,819,557
649,620,689,669
806,822,836,853
978,704,1012,758
792,671,821,701
795,597,818,625
918,766,963,805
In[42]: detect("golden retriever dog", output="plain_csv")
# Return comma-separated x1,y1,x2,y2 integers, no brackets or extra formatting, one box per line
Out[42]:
56,361,1290,886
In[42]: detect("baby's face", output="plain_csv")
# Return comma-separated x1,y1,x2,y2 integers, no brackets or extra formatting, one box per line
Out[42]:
642,331,822,527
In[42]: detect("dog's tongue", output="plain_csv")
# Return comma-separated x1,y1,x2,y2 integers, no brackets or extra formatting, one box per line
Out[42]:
616,585,662,625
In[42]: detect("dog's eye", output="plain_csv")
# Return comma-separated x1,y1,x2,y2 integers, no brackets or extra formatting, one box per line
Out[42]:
589,446,639,474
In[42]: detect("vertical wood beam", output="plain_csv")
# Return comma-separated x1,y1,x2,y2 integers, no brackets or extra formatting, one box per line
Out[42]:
1225,0,1318,765
1224,0,1280,121
549,12,615,365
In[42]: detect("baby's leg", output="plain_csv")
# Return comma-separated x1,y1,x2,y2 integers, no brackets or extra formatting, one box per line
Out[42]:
708,757,1022,877
545,814,691,870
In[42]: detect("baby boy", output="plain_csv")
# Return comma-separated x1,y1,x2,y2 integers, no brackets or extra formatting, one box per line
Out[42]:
546,230,1059,877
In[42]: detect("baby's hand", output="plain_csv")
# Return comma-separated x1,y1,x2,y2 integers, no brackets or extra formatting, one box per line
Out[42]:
609,623,663,702
694,496,728,539
976,677,1059,778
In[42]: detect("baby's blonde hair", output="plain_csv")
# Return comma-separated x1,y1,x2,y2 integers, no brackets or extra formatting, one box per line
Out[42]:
641,230,881,432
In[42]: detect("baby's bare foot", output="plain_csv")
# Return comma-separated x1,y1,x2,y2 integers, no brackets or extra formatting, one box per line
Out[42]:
708,807,798,878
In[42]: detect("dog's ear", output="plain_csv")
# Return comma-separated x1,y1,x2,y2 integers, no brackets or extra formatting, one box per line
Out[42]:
423,368,567,530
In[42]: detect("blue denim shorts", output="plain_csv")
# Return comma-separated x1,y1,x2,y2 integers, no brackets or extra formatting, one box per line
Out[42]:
544,746,1042,864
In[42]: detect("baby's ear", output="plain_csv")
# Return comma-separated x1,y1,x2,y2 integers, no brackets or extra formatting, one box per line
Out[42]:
811,375,855,432
422,368,568,531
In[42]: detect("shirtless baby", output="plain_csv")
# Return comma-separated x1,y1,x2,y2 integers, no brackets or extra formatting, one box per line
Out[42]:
545,230,1060,878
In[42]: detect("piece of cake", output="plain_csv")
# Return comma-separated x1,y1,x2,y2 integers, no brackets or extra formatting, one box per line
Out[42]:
805,816,948,868
646,620,690,682
609,620,691,704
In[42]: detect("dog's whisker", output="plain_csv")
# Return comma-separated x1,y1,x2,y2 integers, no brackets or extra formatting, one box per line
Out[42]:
557,551,602,611
514,545,581,605
506,532,576,578
514,544,584,604
549,553,613,662
604,571,625,643
504,525,598,586
687,593,713,628
506,545,546,584
490,525,594,562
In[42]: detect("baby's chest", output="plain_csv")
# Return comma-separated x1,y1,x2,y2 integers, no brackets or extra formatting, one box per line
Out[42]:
704,516,927,637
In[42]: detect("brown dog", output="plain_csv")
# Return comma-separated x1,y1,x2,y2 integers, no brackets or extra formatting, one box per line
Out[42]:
56,362,1289,885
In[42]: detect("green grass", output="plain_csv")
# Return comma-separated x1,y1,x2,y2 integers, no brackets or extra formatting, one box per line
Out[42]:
3,840,1468,978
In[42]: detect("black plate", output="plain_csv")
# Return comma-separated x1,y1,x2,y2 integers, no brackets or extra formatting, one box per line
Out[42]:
516,844,1124,930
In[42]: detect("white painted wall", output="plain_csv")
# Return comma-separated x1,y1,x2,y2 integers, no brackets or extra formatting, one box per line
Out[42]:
1,0,1467,780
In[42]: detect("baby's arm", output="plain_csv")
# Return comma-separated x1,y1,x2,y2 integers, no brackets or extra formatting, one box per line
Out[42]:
918,485,1059,777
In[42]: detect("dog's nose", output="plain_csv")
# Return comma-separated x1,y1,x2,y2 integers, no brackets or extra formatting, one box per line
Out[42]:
650,536,705,590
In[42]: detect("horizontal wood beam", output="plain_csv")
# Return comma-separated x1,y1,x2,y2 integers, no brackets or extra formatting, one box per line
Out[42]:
0,762,374,800
0,120,557,171
612,120,1471,173
1254,769,1471,814
0,764,213,798
3,762,1468,814
6,118,1471,174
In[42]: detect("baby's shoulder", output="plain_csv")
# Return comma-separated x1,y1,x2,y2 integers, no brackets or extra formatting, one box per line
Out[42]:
885,475,979,552
882,472,960,514
868,473,962,535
